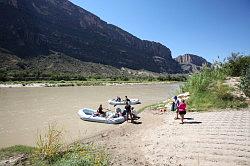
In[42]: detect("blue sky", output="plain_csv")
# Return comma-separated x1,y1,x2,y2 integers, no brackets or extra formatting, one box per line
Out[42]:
70,0,250,62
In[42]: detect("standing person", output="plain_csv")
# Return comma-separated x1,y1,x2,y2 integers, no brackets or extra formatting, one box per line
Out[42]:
125,96,130,102
173,96,180,119
178,99,187,124
125,102,133,123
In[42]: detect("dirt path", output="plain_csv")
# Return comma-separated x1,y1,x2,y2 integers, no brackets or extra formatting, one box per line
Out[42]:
83,109,250,166
142,109,250,166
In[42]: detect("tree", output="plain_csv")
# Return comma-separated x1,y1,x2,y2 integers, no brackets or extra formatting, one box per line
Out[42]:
225,53,250,77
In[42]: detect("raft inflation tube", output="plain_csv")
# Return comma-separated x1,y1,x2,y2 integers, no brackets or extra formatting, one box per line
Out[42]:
108,99,141,105
78,108,125,124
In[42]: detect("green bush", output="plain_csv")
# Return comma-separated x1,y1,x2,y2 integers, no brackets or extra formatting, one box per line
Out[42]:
182,67,227,93
157,76,167,81
225,53,250,77
212,81,232,100
240,67,250,97
182,60,247,110
0,70,8,82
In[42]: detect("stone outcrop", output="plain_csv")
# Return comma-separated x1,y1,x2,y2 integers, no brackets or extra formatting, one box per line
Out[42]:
0,0,181,73
175,54,211,73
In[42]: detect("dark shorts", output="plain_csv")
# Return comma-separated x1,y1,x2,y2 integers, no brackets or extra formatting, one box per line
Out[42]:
122,109,131,116
179,111,186,115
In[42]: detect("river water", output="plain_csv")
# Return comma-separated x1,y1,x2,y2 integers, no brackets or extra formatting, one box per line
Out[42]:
0,83,180,148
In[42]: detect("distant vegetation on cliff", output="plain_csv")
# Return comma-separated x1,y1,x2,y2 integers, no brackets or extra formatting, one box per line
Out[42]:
0,49,187,83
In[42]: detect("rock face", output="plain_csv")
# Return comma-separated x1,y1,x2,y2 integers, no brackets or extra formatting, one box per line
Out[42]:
0,0,181,73
175,54,211,73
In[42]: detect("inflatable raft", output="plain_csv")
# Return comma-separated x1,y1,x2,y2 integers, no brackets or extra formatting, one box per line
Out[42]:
108,99,141,105
78,108,125,124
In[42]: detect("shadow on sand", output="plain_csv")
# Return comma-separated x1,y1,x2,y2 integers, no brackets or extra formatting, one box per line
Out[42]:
132,121,142,124
184,121,202,124
184,117,194,120
181,117,201,124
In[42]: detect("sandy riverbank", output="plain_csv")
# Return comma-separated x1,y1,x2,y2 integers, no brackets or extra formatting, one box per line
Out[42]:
0,83,49,88
83,108,250,166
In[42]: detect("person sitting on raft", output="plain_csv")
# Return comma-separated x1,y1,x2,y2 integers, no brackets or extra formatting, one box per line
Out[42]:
115,96,121,102
95,104,107,117
113,107,123,118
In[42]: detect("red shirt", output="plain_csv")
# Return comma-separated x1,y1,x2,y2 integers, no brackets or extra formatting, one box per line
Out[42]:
178,102,186,112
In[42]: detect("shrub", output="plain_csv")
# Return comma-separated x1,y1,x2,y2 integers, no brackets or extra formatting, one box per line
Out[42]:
147,76,156,81
157,76,167,81
0,70,7,82
225,53,250,77
93,75,102,80
212,81,232,100
240,67,250,97
182,61,247,110
33,124,109,165
182,67,227,94
77,76,87,81
34,124,64,163
118,76,129,81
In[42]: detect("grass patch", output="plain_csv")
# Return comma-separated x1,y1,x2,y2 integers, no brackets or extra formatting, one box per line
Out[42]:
0,145,34,160
137,102,165,113
181,58,249,111
52,143,109,166
0,125,109,166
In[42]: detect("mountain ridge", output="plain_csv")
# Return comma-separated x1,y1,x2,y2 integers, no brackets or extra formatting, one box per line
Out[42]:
175,54,211,73
0,0,182,73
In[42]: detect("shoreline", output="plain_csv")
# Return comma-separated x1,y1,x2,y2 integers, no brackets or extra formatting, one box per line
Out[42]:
0,81,177,88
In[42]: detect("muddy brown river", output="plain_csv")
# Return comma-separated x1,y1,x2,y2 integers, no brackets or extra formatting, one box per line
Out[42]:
0,83,180,148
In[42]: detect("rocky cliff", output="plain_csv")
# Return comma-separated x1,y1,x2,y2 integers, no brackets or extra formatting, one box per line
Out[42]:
0,0,181,73
175,54,211,73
